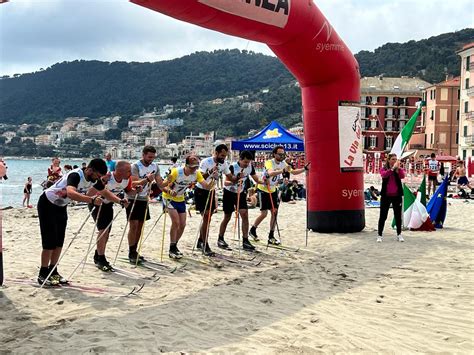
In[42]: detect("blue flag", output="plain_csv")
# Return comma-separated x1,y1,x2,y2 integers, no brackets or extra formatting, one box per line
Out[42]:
426,175,449,228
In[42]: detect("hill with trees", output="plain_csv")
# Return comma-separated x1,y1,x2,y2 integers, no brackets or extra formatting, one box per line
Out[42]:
0,29,472,139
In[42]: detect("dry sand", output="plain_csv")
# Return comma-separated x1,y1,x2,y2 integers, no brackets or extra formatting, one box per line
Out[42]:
1,197,473,353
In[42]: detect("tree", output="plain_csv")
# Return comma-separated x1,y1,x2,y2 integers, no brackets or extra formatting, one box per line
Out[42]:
104,128,122,140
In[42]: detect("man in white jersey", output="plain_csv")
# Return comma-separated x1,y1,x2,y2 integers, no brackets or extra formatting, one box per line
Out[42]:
427,152,439,198
126,145,164,263
194,144,239,255
162,155,213,259
249,146,308,245
36,159,120,286
87,161,131,271
218,150,262,251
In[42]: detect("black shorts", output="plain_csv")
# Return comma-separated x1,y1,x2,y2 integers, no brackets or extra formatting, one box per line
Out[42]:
428,175,438,182
222,189,248,215
258,190,280,211
195,187,217,214
37,193,68,250
126,200,150,221
89,202,114,230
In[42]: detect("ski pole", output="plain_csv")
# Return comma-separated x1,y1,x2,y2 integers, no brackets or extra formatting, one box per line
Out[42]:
113,192,138,266
82,203,102,272
68,207,123,281
39,207,95,289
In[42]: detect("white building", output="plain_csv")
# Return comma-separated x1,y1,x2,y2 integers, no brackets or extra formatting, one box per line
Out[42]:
457,42,474,159
182,132,215,157
35,134,53,146
2,131,16,142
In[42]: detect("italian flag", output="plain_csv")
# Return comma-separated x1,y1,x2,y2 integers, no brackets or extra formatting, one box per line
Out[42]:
402,185,427,229
390,105,422,158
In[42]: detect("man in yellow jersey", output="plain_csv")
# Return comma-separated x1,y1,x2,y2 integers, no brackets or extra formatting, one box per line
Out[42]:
249,146,308,245
162,155,214,259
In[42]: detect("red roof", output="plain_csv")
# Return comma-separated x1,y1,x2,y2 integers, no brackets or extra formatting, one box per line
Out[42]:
438,76,460,87
462,42,474,50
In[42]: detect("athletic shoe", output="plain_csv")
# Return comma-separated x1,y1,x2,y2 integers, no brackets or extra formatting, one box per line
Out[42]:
217,238,231,250
249,228,259,241
175,246,183,257
376,236,383,243
128,251,144,264
50,272,68,285
169,249,183,259
95,255,114,271
242,239,255,251
196,240,215,256
268,236,281,245
37,274,59,286
397,235,405,242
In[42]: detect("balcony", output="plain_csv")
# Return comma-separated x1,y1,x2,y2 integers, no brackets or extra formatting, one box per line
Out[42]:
465,111,474,121
464,135,474,146
467,86,474,97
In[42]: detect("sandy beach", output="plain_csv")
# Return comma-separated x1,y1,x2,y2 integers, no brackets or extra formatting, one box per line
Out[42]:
1,198,473,353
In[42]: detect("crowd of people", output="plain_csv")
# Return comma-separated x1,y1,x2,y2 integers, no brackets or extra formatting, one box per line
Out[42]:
366,152,473,204
33,144,309,286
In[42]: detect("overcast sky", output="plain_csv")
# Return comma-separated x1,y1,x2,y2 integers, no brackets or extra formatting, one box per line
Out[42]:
0,0,472,76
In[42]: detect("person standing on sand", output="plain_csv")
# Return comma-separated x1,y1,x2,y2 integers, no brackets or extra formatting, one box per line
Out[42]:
218,150,262,251
454,160,473,193
377,153,406,243
46,157,62,188
87,161,131,271
194,144,239,255
161,155,213,259
126,145,164,264
37,159,110,286
105,152,116,173
23,177,33,208
427,153,439,198
249,146,308,245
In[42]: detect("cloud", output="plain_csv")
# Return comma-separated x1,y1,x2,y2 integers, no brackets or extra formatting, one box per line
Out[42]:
0,0,471,75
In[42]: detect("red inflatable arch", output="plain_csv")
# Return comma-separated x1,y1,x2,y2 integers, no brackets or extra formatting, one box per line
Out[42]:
131,0,365,233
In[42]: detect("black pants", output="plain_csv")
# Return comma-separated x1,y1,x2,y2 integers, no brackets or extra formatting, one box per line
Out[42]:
378,195,402,236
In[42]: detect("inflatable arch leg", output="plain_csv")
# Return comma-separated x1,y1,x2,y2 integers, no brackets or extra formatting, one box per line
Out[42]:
131,0,365,233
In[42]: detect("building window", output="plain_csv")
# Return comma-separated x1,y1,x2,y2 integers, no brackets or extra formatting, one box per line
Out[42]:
465,101,469,113
464,126,468,137
463,150,466,160
430,133,433,145
399,121,405,129
430,110,435,120
466,78,470,90
458,89,460,100
456,133,459,144
370,136,377,148
457,110,460,121
440,109,448,122
439,88,447,101
467,56,471,71
439,132,446,144
370,120,377,129
385,136,393,149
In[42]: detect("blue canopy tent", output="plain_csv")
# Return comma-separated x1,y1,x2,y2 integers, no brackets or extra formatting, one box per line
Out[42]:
231,121,304,152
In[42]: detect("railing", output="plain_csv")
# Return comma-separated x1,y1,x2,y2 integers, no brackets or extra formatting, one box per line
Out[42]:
465,111,474,121
467,86,474,96
464,135,474,145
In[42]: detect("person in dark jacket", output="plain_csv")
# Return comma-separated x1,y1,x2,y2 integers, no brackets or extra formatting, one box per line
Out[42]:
377,153,406,243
